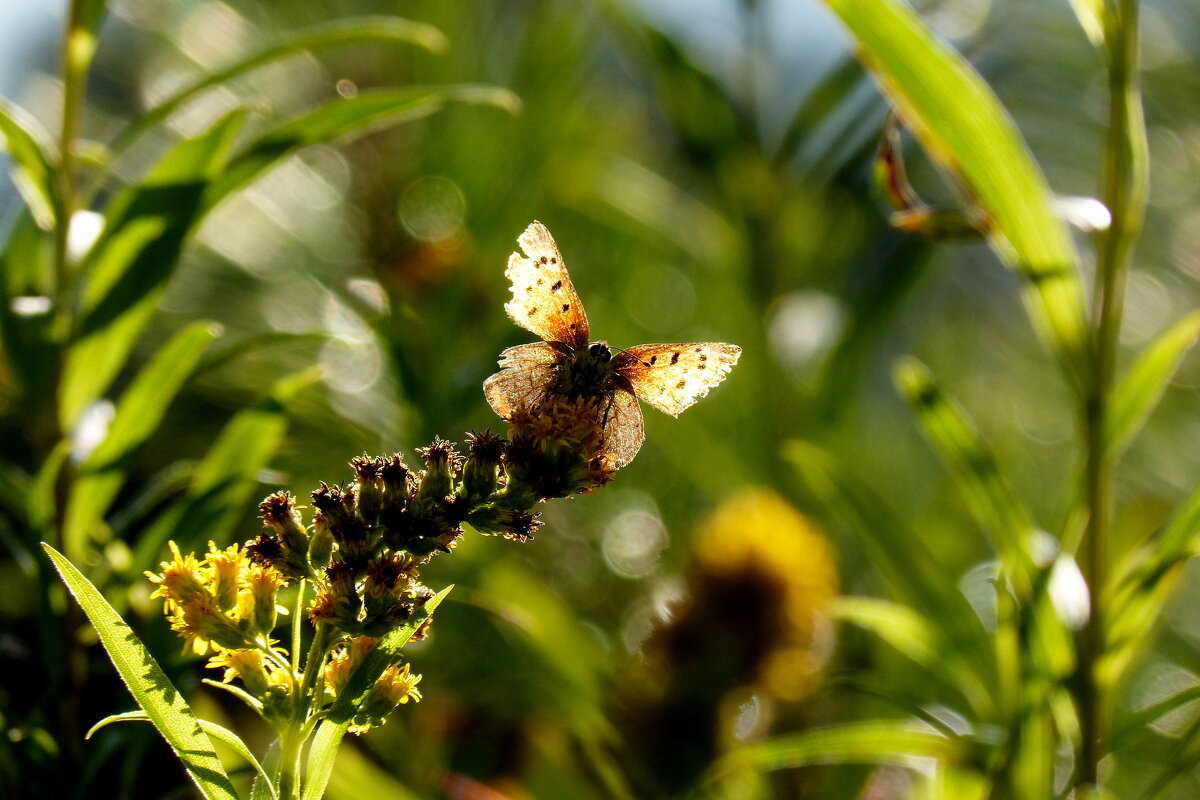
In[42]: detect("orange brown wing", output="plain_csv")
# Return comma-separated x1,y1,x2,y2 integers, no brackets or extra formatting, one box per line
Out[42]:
483,342,562,419
503,221,589,349
598,382,645,469
612,342,741,417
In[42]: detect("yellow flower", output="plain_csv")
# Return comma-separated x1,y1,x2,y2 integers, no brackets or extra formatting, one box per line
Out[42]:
240,561,287,636
691,488,839,701
204,541,245,612
145,541,207,612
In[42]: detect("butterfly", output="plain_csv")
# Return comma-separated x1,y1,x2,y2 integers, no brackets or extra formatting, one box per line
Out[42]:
484,221,741,468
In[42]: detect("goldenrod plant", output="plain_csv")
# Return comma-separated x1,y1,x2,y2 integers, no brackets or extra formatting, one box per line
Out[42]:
44,396,622,799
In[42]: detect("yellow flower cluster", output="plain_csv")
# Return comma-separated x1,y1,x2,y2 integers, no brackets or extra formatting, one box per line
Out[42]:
146,541,288,657
323,636,423,733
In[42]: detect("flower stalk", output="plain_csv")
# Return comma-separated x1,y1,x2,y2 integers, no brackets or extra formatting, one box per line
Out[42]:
1078,0,1149,791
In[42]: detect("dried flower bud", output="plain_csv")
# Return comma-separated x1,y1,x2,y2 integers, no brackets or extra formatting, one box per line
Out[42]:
461,430,503,504
350,454,386,524
415,437,460,501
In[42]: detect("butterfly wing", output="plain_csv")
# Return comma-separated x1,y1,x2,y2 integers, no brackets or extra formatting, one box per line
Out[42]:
612,342,741,417
483,341,562,419
503,221,590,349
598,382,645,469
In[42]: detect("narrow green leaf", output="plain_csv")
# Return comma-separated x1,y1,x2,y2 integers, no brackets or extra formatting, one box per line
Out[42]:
0,99,60,229
1106,482,1200,687
41,543,238,800
64,322,217,557
1066,0,1106,46
108,17,447,161
302,586,452,800
208,85,519,209
833,596,992,716
1114,684,1200,747
1108,310,1200,460
893,357,1038,595
823,0,1088,391
717,720,962,775
252,740,282,800
1012,710,1054,799
59,109,247,428
132,369,319,570
89,711,277,800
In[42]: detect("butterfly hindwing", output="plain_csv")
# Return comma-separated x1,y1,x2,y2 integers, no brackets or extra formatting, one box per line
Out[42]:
503,221,590,350
613,342,742,417
598,382,645,469
483,341,561,419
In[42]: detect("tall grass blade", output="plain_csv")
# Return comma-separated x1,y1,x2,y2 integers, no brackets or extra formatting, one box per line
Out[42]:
59,109,247,429
63,321,217,558
108,17,448,161
0,100,60,229
1107,310,1200,461
893,357,1038,595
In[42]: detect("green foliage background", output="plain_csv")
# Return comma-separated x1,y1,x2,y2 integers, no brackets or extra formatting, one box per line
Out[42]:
1,0,1199,797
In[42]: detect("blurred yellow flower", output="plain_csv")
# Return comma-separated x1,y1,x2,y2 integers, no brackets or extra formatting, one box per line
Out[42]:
691,487,840,701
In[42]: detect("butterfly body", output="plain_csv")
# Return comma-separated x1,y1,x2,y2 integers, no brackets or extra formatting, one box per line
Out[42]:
485,222,740,468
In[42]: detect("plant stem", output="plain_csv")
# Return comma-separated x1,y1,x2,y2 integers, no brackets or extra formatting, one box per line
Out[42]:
1078,0,1148,790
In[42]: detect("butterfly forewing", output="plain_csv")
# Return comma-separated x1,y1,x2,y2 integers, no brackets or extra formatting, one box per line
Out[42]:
503,221,590,350
483,341,561,418
613,343,742,417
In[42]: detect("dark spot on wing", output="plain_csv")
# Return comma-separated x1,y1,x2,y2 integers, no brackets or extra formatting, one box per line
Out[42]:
698,362,707,369
569,323,577,330
540,256,548,264
695,347,702,352
550,257,557,264
649,355,657,365
671,352,680,365
676,379,686,389
561,304,570,312
699,354,707,362
527,307,538,317
551,280,562,292
536,278,544,286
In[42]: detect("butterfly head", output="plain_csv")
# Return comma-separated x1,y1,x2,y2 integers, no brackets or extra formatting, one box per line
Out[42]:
587,341,612,363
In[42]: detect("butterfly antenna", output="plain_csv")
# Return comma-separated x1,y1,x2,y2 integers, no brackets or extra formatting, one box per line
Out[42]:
609,345,652,367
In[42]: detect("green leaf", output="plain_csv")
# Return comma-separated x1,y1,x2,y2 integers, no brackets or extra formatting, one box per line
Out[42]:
252,740,282,800
832,597,992,716
0,100,60,229
893,357,1038,595
1106,482,1200,687
1066,0,1106,46
823,0,1088,392
1108,310,1200,461
302,586,452,800
208,85,520,208
41,543,238,800
108,17,447,161
131,368,319,571
90,711,277,800
59,109,247,429
1114,684,1200,748
63,321,217,558
716,719,963,775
